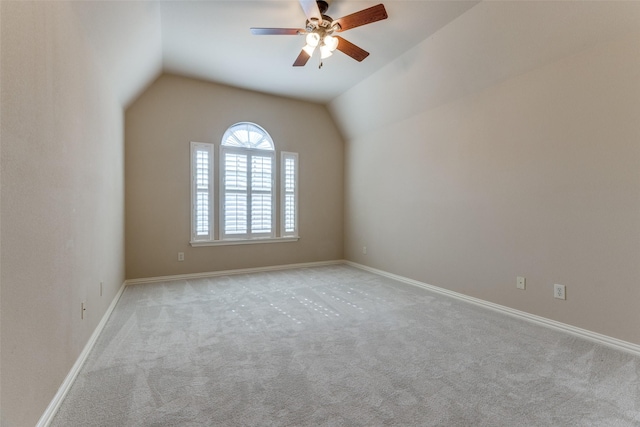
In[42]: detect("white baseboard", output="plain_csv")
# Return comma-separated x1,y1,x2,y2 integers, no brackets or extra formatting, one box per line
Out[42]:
345,261,640,358
36,282,127,427
124,259,344,286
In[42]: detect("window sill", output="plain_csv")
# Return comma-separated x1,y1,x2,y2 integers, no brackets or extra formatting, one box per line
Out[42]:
190,236,300,247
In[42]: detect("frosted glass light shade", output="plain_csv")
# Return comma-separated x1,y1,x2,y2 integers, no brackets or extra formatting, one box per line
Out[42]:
305,32,320,47
320,44,333,59
302,44,316,56
324,35,338,51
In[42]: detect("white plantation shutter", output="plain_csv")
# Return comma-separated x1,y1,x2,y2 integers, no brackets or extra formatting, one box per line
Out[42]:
221,123,275,239
251,155,272,234
191,142,214,242
223,152,248,235
281,152,298,237
251,193,272,232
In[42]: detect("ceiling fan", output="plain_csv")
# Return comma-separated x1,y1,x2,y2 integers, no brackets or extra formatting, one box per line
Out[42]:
250,0,388,67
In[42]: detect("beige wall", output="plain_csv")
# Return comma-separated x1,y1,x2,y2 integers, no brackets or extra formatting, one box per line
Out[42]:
125,74,344,279
2,1,637,425
331,34,640,345
0,2,125,426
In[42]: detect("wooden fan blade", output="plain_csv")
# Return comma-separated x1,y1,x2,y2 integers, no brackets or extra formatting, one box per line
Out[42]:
293,50,311,67
334,4,388,32
299,0,321,21
250,28,305,36
335,36,370,62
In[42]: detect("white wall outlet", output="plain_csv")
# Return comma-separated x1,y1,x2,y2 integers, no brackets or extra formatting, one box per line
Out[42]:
554,283,566,300
362,246,367,255
178,252,185,262
516,276,526,290
81,302,86,319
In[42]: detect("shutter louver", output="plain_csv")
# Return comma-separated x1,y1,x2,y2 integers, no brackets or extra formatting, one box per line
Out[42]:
224,193,247,234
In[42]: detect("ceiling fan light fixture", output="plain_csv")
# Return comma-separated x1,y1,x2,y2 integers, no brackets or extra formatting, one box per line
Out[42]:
250,1,388,67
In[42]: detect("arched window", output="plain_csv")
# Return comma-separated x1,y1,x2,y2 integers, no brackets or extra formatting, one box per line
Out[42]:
190,122,298,244
220,123,275,239
221,122,275,150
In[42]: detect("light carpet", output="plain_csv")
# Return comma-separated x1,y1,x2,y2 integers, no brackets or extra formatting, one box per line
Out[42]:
51,265,640,426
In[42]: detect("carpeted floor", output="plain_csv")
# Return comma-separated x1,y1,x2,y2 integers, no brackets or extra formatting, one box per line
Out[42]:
51,265,640,426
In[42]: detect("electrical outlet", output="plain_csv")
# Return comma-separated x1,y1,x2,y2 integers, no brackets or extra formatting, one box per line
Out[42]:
81,302,86,319
516,276,526,290
100,281,103,297
363,246,367,255
178,252,185,262
554,284,566,300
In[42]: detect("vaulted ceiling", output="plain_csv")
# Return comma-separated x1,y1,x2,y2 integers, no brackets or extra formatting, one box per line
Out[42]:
69,1,640,109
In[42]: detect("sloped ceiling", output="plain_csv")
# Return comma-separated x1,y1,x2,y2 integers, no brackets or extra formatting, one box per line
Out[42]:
70,0,480,107
71,1,163,107
160,0,479,103
329,0,640,140
69,0,640,110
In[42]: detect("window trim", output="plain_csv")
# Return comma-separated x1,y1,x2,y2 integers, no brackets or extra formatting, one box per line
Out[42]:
190,236,299,247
